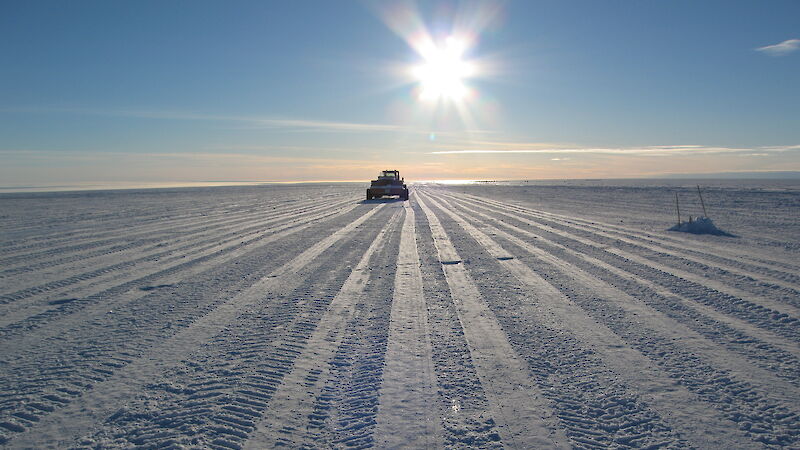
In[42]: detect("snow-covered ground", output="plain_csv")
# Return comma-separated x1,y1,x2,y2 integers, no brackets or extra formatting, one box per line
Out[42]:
1,180,798,448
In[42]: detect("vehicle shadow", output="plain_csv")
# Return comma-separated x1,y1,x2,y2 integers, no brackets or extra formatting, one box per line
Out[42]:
359,197,407,205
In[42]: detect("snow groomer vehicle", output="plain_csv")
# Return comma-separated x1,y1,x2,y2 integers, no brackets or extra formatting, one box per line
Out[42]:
367,170,409,200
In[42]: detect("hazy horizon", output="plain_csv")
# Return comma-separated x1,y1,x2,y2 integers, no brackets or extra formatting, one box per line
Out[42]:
3,171,800,195
1,1,798,185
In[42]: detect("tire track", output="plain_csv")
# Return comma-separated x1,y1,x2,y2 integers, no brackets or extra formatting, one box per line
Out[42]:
4,200,364,426
0,196,352,293
0,203,386,447
0,190,265,259
242,205,400,448
454,183,800,259
532,207,800,288
493,200,800,307
286,209,403,448
63,203,396,449
449,192,800,342
0,187,347,267
4,184,796,447
0,196,331,279
421,192,744,448
405,198,504,448
416,195,568,449
456,190,800,279
0,195,355,305
499,198,800,293
0,198,358,332
372,201,443,449
444,192,800,382
428,190,800,447
0,199,363,352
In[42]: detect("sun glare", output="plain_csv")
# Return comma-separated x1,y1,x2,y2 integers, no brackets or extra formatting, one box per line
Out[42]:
412,37,475,102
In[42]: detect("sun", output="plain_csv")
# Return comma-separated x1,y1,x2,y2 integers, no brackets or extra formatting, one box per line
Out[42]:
412,37,475,102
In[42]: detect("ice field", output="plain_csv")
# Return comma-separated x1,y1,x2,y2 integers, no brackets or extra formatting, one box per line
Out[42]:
1,180,798,448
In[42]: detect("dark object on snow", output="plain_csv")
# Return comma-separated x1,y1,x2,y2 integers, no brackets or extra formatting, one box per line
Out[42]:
668,216,734,236
367,170,409,201
671,185,732,235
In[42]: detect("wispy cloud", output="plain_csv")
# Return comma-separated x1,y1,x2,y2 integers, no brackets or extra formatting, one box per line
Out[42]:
0,148,362,164
430,144,800,156
251,118,404,133
0,106,404,133
0,105,501,136
756,39,800,56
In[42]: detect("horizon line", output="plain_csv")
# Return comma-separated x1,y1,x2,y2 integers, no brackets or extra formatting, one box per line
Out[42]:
3,171,799,194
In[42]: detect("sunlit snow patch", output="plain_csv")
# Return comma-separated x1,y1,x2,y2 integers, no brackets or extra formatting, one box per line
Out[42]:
668,217,734,236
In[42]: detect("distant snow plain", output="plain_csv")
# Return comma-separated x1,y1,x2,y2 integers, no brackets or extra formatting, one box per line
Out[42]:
0,180,798,448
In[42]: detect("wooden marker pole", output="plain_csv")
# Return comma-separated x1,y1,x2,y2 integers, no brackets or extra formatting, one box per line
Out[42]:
697,185,708,217
675,192,681,225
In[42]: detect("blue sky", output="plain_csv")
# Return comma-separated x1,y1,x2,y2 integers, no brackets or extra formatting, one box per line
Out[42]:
1,0,798,184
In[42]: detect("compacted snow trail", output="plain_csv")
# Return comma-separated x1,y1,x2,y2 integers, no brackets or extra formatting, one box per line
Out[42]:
1,182,798,448
372,202,443,448
0,197,361,332
422,192,798,446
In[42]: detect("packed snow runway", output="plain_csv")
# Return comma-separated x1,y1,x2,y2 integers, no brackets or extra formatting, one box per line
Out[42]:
1,181,799,448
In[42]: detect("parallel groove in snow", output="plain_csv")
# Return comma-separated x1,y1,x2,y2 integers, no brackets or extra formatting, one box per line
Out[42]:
446,192,800,381
0,187,344,256
1,202,385,447
244,205,401,448
0,196,345,279
417,195,568,449
0,192,297,263
450,191,800,344
0,195,304,269
457,193,800,314
372,202,443,449
430,189,800,447
524,204,800,294
421,192,740,449
407,199,504,447
458,191,800,281
0,200,363,361
0,196,357,303
539,209,800,290
448,192,800,373
456,184,799,261
0,197,359,333
1,184,797,448
299,213,401,448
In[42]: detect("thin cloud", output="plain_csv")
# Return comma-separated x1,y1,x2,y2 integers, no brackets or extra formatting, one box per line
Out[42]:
0,148,368,166
0,106,504,136
250,118,403,133
430,145,800,156
756,39,800,56
0,106,404,133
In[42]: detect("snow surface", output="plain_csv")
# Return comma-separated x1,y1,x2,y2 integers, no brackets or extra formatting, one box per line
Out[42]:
0,180,799,448
669,217,734,236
